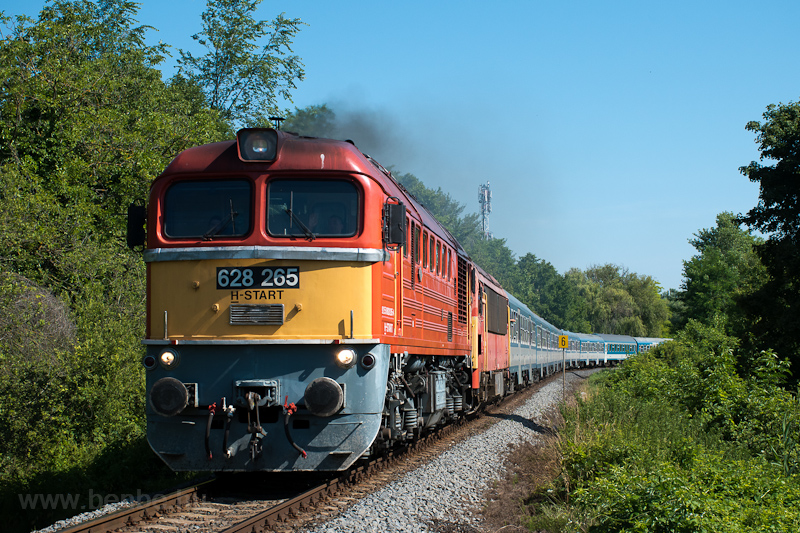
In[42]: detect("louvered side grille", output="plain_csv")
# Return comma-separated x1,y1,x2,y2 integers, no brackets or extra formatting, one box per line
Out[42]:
230,304,285,326
457,256,468,324
448,312,453,341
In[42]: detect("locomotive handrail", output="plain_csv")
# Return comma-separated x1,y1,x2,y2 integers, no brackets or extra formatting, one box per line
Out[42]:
143,246,390,263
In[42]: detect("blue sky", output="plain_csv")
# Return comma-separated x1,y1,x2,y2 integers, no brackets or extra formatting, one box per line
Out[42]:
4,0,799,291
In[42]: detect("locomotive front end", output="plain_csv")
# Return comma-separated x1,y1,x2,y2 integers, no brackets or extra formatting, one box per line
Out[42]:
139,130,395,472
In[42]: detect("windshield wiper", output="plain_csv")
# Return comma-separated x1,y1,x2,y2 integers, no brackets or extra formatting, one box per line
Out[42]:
203,199,238,239
284,207,316,240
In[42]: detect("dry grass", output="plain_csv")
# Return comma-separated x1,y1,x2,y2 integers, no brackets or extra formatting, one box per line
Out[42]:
480,376,595,533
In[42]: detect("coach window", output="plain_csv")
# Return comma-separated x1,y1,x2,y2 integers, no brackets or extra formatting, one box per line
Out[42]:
266,179,358,238
436,242,441,275
512,311,518,342
163,179,252,239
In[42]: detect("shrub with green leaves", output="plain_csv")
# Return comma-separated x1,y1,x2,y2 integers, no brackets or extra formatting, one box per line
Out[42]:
533,322,800,532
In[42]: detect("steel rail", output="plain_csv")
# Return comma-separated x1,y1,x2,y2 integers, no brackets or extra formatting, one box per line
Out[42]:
218,477,343,533
57,481,210,533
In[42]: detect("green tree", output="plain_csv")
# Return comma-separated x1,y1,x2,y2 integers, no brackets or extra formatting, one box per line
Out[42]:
679,212,766,337
0,0,228,254
573,265,669,336
624,271,670,337
562,268,593,333
514,253,571,328
283,103,337,137
739,101,800,376
740,102,800,241
177,0,305,127
0,3,231,527
467,237,518,289
663,288,687,335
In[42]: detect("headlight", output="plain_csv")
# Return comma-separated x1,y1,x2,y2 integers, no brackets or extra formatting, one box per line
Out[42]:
237,128,278,161
335,348,357,369
159,349,179,369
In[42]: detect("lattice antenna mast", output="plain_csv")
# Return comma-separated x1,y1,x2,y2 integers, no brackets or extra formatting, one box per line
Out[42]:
479,182,493,240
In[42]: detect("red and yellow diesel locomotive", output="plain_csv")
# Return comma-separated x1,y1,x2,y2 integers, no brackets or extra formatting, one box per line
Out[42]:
131,128,515,472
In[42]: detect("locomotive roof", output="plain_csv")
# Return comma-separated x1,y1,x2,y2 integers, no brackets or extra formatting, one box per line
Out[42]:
156,130,466,256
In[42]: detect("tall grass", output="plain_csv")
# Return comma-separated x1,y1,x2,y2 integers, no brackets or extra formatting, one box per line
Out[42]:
522,323,800,532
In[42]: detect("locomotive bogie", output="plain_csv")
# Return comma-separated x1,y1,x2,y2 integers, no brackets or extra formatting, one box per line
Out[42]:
373,354,471,450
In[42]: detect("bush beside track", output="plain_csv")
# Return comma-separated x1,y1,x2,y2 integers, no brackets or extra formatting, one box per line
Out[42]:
485,321,800,532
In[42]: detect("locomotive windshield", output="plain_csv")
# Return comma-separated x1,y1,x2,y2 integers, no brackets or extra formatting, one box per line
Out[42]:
163,179,252,239
267,179,359,238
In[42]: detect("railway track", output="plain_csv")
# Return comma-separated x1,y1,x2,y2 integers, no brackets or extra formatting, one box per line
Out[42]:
54,373,567,533
52,428,462,533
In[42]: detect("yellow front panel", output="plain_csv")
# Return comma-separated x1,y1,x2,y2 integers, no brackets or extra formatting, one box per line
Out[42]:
149,259,373,339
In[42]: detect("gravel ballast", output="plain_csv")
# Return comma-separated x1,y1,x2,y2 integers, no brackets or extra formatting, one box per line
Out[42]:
302,369,595,533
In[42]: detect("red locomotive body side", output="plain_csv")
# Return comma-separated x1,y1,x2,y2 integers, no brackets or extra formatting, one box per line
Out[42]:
370,171,470,359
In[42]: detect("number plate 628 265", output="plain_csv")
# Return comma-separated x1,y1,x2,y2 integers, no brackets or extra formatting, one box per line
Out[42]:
216,267,299,289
